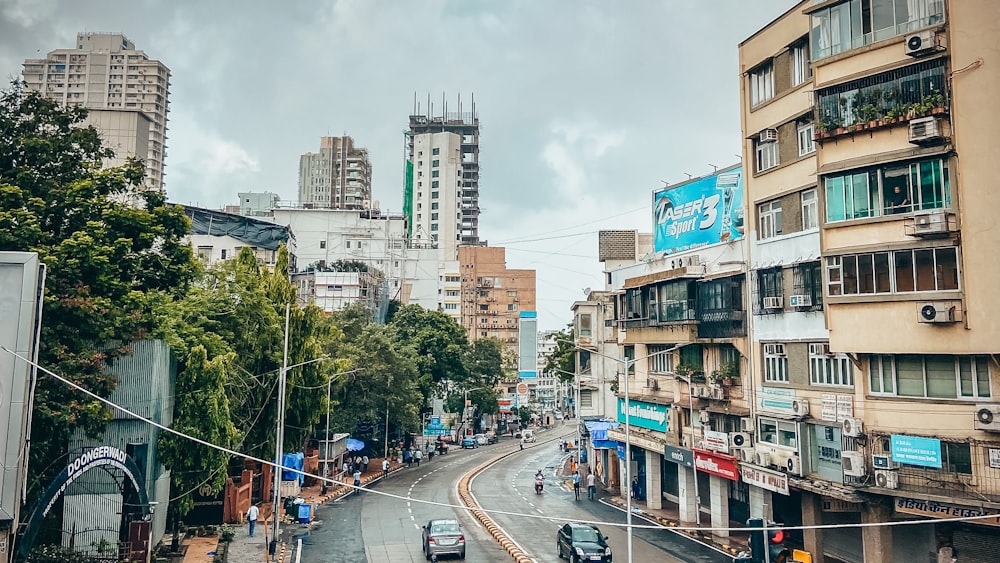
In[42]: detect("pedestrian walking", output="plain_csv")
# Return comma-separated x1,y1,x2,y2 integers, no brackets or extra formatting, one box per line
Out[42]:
362,455,369,473
587,471,597,500
414,448,423,467
353,468,362,495
519,438,525,451
404,448,412,467
630,476,641,500
382,458,390,478
572,471,581,501
245,503,259,537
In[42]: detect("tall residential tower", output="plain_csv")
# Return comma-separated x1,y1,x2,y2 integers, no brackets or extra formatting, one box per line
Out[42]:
23,32,170,193
297,136,373,210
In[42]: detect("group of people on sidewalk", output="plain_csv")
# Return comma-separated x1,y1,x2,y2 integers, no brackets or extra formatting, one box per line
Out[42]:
571,469,598,501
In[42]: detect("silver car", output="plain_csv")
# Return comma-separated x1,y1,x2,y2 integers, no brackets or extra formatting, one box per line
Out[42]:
422,518,466,560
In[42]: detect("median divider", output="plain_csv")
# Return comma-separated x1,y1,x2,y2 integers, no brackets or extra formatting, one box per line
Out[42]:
457,429,572,563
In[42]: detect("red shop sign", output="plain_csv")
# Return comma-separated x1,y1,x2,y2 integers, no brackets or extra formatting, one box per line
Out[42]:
693,448,739,481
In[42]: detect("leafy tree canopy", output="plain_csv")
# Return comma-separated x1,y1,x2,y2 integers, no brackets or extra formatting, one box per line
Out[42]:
543,326,577,383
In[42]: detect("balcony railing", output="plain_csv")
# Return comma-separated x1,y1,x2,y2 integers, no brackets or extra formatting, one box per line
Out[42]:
696,310,747,339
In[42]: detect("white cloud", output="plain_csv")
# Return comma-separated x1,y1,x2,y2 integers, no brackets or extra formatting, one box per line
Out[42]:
165,117,259,206
1,0,57,27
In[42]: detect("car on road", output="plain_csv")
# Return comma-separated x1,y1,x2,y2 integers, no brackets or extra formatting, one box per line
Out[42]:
460,436,478,449
522,429,536,443
556,522,612,562
472,434,490,446
483,432,499,444
422,518,466,560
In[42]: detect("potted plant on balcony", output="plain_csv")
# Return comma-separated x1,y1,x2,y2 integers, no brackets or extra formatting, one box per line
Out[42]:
675,363,705,384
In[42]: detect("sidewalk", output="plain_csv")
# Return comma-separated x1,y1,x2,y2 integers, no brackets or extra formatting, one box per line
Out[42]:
559,457,749,559
184,457,405,563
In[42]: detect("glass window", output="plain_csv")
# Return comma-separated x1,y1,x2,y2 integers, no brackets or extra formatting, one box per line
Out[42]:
431,170,439,178
432,147,440,155
764,345,788,382
431,180,439,189
756,140,779,172
759,200,782,239
750,62,774,107
431,191,439,199
810,349,855,387
801,189,818,230
432,159,439,167
791,41,811,86
811,0,945,61
798,123,815,156
828,247,958,296
759,417,798,448
872,355,991,399
578,314,592,337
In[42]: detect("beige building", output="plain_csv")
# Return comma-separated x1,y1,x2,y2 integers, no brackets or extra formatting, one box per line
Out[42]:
297,136,373,210
741,2,1000,561
23,32,170,192
458,246,536,356
408,132,465,256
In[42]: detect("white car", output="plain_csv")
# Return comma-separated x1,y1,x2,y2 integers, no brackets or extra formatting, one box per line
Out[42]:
473,434,490,446
523,430,536,443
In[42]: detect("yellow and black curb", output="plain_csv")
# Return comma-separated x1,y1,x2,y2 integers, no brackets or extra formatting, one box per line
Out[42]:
605,498,744,556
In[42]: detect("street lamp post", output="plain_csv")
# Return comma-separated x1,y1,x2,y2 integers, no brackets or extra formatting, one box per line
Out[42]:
322,368,364,495
574,344,686,563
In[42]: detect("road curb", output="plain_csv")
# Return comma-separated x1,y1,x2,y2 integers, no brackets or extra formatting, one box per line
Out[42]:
457,427,571,563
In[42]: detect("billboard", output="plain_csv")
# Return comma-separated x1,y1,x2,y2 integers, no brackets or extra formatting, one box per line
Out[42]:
518,311,537,379
617,398,669,433
653,166,744,255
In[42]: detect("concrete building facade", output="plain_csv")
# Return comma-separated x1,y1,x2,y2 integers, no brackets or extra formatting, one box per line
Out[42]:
458,247,536,359
23,32,170,192
297,136,372,210
740,2,1000,561
406,132,465,256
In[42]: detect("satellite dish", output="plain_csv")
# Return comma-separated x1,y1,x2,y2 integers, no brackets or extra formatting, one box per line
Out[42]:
583,287,591,296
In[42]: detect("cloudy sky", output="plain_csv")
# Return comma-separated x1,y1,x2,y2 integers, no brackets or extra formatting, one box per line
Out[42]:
0,0,791,331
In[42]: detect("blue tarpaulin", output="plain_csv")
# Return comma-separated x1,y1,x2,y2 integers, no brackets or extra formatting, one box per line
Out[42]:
281,452,304,483
593,440,618,450
585,420,619,441
346,438,365,452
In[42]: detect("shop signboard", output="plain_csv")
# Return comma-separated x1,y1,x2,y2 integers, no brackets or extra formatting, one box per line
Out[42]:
606,428,663,452
894,497,1000,527
988,447,1000,470
890,435,942,468
693,449,739,481
664,444,694,468
820,393,854,422
758,387,796,416
740,465,789,495
703,430,729,454
617,398,669,433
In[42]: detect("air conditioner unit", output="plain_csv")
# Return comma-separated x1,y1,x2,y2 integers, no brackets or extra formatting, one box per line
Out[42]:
681,434,692,449
905,29,939,57
759,128,778,143
740,417,753,433
909,117,944,145
646,378,659,390
692,385,709,398
974,405,1000,432
763,343,786,356
763,296,783,310
910,210,951,236
711,386,726,400
842,417,864,437
842,451,866,477
789,294,813,308
785,455,803,476
875,469,900,489
730,432,752,449
808,343,831,356
917,302,960,324
699,410,711,424
755,451,771,466
740,448,757,463
872,454,898,470
791,399,810,417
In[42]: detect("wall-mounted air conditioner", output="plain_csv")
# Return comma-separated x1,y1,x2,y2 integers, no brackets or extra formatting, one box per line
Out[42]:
646,378,659,390
975,405,1000,432
842,417,864,437
791,399,810,417
763,296,783,310
789,294,812,308
730,432,752,449
699,410,711,424
917,302,960,324
759,128,778,143
740,448,757,463
842,451,866,477
872,454,898,470
755,451,770,466
905,30,939,57
785,455,803,476
909,210,951,236
875,469,900,489
909,117,944,145
711,386,726,400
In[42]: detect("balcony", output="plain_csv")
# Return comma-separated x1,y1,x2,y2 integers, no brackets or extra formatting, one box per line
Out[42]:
696,309,747,339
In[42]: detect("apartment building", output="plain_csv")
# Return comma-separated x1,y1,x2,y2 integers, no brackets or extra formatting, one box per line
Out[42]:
297,136,373,210
23,32,170,192
184,206,295,269
740,2,1000,561
458,246,536,359
602,167,752,536
406,97,481,248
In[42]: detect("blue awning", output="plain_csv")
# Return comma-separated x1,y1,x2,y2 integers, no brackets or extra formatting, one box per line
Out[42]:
593,440,618,450
585,420,619,441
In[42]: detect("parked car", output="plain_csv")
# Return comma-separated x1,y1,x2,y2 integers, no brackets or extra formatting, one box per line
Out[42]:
523,429,536,443
422,518,466,560
473,434,490,446
460,436,478,449
484,432,499,444
557,522,612,562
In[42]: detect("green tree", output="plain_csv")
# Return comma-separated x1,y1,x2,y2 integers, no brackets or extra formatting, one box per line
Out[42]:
517,406,532,428
543,326,577,383
389,305,469,397
0,84,197,504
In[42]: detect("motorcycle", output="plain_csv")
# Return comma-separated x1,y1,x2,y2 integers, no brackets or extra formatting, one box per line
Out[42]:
535,480,544,494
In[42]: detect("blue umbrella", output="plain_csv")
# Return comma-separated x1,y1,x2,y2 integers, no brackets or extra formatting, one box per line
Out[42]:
346,438,365,452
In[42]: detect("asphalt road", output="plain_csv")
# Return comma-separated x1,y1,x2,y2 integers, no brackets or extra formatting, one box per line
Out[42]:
298,439,518,562
470,430,738,563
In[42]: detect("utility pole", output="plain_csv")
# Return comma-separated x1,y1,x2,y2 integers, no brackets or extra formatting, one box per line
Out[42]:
270,303,290,560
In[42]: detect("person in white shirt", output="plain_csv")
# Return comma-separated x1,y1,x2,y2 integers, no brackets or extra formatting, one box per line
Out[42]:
245,503,259,537
382,458,390,477
414,448,423,467
587,471,597,500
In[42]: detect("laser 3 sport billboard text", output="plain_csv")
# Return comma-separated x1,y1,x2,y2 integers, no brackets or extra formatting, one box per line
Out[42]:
653,166,745,255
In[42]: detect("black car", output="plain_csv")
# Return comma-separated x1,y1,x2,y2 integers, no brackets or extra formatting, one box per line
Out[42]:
557,522,612,562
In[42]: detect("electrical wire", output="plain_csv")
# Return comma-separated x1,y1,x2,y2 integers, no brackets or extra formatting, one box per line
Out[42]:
6,344,1000,534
